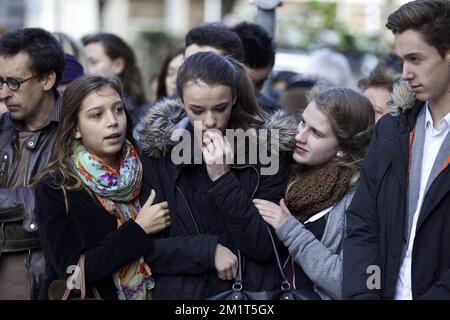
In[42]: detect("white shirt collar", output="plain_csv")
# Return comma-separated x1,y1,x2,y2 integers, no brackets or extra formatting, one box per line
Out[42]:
425,101,450,135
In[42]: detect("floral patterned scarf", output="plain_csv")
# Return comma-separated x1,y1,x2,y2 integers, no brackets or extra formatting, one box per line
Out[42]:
72,139,154,300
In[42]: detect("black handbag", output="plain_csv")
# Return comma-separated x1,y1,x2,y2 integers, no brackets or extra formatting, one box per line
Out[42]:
48,254,102,300
208,227,321,300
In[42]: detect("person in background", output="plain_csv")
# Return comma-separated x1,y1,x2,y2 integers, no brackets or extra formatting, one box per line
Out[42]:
302,48,355,88
232,22,281,114
155,46,184,101
271,71,298,102
253,82,374,299
0,27,65,299
184,23,244,62
358,62,400,123
280,77,318,114
82,33,147,127
52,32,86,68
57,53,85,94
133,46,184,144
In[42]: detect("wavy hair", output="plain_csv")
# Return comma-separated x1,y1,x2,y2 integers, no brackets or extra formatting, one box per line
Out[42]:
290,82,375,186
33,75,134,192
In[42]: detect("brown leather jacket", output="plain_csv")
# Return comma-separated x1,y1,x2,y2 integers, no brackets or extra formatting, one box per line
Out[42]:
0,97,60,253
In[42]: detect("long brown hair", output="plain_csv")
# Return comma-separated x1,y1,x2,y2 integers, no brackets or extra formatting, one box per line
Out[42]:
82,33,147,106
176,51,266,130
33,75,133,191
305,81,375,181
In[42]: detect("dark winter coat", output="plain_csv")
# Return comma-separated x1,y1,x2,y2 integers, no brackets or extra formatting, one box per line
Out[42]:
343,81,450,299
35,175,155,300
136,98,297,299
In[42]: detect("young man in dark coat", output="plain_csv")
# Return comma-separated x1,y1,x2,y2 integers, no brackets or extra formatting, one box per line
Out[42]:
343,0,450,300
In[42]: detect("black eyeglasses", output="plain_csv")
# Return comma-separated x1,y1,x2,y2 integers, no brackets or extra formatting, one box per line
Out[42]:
0,75,38,92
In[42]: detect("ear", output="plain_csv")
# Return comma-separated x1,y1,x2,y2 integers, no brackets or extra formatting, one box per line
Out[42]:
112,57,125,75
232,96,237,106
446,50,450,64
42,71,57,91
74,126,82,139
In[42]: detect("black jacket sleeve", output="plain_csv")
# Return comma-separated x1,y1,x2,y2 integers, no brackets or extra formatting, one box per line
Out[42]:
140,153,219,275
35,181,153,286
145,235,218,275
208,155,287,262
342,124,382,300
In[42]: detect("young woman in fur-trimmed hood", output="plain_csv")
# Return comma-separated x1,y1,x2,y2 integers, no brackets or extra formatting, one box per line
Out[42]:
136,51,297,299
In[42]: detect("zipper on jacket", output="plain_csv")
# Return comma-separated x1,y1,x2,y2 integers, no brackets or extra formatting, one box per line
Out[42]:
23,151,30,187
176,185,200,235
0,154,8,186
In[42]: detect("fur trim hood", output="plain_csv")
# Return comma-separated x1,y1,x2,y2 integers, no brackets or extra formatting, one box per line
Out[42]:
388,80,418,116
136,98,298,158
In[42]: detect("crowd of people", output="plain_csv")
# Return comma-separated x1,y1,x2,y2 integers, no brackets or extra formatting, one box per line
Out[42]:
0,0,449,301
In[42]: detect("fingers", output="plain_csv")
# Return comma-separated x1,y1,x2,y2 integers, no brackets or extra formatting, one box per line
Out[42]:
215,244,238,281
230,254,238,278
252,199,271,206
218,261,236,280
279,198,289,212
203,130,229,165
144,189,156,207
224,137,233,165
252,199,280,212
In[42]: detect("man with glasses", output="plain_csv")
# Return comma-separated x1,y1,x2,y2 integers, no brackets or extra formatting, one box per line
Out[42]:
0,28,65,299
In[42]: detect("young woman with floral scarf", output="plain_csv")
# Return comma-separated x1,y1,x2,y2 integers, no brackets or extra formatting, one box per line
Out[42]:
253,82,374,299
34,75,170,300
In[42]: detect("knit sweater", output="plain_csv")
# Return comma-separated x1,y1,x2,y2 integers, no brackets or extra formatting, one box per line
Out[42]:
276,190,355,300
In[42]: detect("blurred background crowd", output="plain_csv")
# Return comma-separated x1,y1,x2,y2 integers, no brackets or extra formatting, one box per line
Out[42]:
0,0,407,111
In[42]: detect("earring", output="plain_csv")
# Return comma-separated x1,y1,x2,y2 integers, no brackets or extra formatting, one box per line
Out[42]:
336,151,344,158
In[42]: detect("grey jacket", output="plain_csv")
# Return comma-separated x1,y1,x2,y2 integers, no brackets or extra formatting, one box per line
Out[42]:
276,190,355,300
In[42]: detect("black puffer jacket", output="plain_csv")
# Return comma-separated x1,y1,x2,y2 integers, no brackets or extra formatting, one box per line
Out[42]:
137,98,297,299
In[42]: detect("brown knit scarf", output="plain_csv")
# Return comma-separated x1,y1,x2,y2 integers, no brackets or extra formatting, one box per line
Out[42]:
285,162,353,222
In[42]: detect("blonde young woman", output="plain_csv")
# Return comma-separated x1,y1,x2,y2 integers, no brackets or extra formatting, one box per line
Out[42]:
253,83,374,299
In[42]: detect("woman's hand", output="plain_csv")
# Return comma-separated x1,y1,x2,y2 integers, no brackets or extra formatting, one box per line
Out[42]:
202,129,233,182
214,243,238,280
135,189,171,234
252,198,292,230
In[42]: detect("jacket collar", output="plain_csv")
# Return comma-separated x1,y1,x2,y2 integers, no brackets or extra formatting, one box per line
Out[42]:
9,91,61,131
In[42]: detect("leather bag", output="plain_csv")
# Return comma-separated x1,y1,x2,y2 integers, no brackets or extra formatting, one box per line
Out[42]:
208,227,321,300
48,254,101,300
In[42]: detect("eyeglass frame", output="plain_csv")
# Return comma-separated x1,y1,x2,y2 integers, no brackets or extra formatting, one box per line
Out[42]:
0,75,39,92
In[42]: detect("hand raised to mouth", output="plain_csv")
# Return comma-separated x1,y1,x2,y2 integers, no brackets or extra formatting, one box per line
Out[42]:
202,129,233,182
